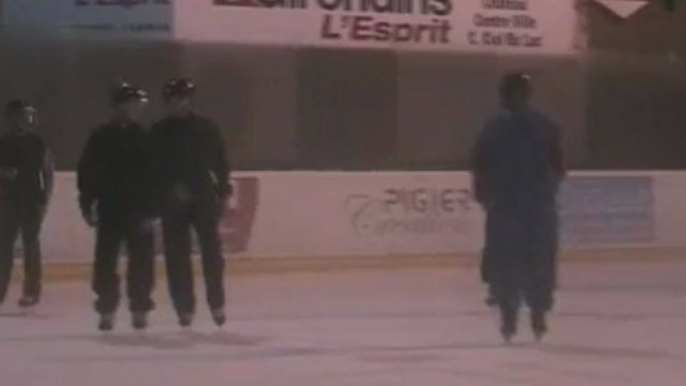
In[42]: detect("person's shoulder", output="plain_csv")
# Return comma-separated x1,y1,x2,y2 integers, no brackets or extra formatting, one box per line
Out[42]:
487,111,511,125
93,122,111,135
527,109,559,130
150,117,175,137
89,122,116,141
190,114,221,136
27,132,48,147
151,116,170,129
191,114,216,128
482,111,511,135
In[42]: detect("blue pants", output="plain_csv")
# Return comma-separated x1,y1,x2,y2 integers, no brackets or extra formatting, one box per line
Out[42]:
483,203,558,312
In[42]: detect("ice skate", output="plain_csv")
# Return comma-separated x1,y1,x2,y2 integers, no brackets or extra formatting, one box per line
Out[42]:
211,308,226,327
132,312,148,331
484,285,497,307
501,328,515,345
18,296,39,313
98,313,115,332
500,307,517,345
484,294,498,307
531,311,548,342
178,313,194,329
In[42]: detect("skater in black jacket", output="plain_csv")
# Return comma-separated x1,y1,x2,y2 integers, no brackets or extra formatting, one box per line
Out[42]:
151,78,231,328
0,100,54,311
77,83,156,331
471,73,565,343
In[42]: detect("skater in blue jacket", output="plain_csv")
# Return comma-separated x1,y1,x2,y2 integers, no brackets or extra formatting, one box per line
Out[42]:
471,73,565,343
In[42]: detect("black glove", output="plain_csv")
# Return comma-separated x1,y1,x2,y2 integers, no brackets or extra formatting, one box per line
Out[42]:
218,182,233,201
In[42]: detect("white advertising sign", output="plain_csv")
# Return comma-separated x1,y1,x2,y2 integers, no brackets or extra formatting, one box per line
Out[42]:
175,0,580,53
38,171,686,263
245,172,484,257
3,0,173,39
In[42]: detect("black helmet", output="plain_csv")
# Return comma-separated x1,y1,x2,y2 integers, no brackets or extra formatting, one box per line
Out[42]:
499,72,532,99
110,82,149,107
5,99,36,117
163,78,196,100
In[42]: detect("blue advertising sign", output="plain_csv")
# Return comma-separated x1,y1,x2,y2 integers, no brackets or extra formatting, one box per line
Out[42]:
559,176,655,246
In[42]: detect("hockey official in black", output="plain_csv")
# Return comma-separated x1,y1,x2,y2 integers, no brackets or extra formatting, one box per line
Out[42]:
77,84,156,331
0,100,54,310
151,78,231,328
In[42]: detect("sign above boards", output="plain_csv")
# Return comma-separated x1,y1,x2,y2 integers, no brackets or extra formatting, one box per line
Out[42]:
174,0,582,54
3,0,583,54
2,0,173,39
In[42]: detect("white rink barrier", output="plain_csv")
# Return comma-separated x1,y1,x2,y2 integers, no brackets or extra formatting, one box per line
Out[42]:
38,171,686,263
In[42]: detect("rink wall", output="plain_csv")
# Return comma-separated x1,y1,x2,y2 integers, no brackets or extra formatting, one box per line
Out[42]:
36,171,686,264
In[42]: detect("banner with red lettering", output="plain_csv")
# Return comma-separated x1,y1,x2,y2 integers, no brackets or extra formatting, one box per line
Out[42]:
175,0,582,53
3,0,582,52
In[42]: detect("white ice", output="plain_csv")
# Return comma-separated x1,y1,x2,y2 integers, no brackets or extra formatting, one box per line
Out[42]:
0,259,685,386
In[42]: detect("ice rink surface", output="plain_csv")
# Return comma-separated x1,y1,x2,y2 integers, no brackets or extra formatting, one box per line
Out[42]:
1,259,685,386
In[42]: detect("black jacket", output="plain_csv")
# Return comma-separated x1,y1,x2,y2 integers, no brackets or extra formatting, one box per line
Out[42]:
77,120,155,222
0,130,54,204
150,113,230,207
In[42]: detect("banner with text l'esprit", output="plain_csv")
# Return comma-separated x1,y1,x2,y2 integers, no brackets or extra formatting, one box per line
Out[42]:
175,0,579,53
3,0,172,39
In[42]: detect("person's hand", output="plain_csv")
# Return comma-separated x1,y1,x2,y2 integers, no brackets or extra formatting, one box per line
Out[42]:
82,209,98,228
138,218,158,233
0,168,18,180
171,183,193,203
38,204,48,220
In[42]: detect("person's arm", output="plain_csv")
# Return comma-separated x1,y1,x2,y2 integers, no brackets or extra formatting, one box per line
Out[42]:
77,132,101,226
471,124,494,206
0,139,17,181
142,130,162,219
41,148,55,205
207,121,231,200
551,126,566,180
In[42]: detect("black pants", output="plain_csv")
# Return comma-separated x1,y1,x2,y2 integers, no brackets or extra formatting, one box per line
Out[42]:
486,203,558,314
93,219,155,314
0,200,44,304
162,201,225,316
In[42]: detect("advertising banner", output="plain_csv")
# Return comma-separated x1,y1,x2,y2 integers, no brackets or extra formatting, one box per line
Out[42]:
175,0,580,53
35,171,685,263
244,172,484,257
3,0,173,39
559,176,656,246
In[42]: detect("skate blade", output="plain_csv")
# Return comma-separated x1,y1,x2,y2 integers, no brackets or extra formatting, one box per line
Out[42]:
533,331,546,343
132,329,148,339
20,306,37,316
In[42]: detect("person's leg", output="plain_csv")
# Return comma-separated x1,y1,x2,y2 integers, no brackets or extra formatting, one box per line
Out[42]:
482,211,497,306
524,205,559,339
93,222,124,317
125,221,155,327
20,203,45,305
0,206,20,305
193,212,226,313
493,270,521,342
488,208,525,342
162,212,195,321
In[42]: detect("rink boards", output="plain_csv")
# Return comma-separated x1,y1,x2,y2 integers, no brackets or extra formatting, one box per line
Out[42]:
37,171,686,263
